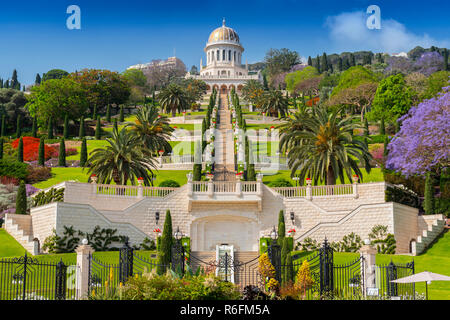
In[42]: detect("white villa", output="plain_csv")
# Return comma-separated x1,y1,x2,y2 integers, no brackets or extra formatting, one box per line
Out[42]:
186,19,262,94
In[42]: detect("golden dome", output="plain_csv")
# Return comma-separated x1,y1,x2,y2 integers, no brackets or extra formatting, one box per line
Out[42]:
208,19,240,44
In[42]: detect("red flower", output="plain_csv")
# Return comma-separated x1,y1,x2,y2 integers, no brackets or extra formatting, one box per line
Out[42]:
91,174,97,177
306,178,311,181
12,137,58,161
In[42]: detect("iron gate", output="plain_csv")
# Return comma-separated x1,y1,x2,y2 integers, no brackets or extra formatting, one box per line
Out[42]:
0,253,77,300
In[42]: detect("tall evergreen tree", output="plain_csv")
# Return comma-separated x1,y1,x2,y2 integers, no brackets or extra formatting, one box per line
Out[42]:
157,210,173,275
63,114,69,139
0,138,3,159
92,105,97,120
11,69,20,90
113,118,118,132
16,115,21,138
38,137,45,166
95,116,102,140
338,57,343,72
32,116,37,138
35,73,41,85
278,210,286,244
17,137,23,162
58,138,66,167
15,180,27,215
79,117,85,138
47,117,54,139
80,137,88,167
119,105,124,122
424,172,435,215
280,238,289,285
350,53,356,67
307,56,313,66
315,55,321,73
0,115,4,137
321,53,329,72
284,251,294,284
106,105,111,122
379,118,385,135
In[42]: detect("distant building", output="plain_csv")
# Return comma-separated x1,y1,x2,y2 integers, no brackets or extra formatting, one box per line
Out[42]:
186,19,262,94
390,52,408,58
128,56,186,72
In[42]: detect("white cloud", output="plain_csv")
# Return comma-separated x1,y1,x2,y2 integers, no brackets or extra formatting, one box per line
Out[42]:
325,11,449,53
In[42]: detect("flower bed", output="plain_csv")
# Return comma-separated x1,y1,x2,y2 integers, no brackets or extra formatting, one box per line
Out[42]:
12,137,58,161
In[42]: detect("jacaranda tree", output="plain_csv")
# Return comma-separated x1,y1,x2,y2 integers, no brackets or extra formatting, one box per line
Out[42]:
386,84,450,177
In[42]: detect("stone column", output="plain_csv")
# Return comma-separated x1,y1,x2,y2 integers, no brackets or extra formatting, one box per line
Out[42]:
306,179,312,201
187,172,193,197
352,175,359,199
256,174,263,197
236,177,242,197
359,243,377,297
75,243,94,300
91,175,97,195
137,180,143,199
207,179,214,198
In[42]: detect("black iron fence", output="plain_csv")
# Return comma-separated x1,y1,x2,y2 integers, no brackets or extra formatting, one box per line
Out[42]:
375,261,415,299
0,254,78,300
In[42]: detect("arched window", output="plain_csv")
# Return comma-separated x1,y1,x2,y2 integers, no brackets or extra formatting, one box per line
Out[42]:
229,50,232,61
217,50,220,61
222,50,225,61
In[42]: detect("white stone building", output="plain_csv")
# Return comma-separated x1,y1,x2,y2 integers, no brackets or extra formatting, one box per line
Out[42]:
186,19,262,94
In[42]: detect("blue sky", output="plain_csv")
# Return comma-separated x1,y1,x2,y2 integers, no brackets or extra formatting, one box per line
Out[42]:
1,0,449,85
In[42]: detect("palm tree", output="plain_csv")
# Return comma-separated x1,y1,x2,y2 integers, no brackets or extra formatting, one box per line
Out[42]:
158,83,189,117
260,90,289,118
86,127,157,186
127,105,174,154
284,105,372,185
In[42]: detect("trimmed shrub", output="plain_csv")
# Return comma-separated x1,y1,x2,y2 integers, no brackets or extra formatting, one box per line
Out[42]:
0,159,28,179
17,137,23,162
158,180,180,188
26,166,52,184
80,137,87,167
15,180,27,214
385,185,420,209
157,210,173,275
193,164,202,181
268,178,293,188
58,139,66,167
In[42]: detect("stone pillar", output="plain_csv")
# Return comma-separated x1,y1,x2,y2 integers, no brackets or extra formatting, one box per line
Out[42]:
236,178,242,197
187,172,193,197
137,180,143,199
75,243,94,300
207,180,214,198
359,243,377,297
91,176,97,196
352,175,359,199
256,174,263,197
306,184,312,201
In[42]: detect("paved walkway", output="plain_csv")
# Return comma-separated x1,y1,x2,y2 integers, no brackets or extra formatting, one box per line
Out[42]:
214,93,236,181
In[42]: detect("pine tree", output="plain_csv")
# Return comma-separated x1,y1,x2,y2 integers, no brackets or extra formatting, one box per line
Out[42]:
38,137,45,166
95,116,102,140
47,117,54,139
16,115,21,138
11,69,20,90
106,105,111,123
17,137,23,162
15,180,27,215
321,53,329,72
379,118,385,135
315,55,321,73
119,105,124,122
157,210,173,275
79,117,85,138
58,138,66,167
80,137,87,167
35,73,41,85
32,116,37,138
63,114,69,139
424,172,435,215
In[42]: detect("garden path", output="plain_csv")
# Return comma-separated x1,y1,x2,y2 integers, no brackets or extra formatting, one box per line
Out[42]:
214,93,235,181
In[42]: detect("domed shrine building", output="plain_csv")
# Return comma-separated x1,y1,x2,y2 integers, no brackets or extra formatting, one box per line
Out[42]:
186,19,262,94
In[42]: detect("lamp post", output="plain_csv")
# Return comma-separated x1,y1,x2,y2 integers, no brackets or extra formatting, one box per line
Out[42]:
171,226,185,274
268,226,281,283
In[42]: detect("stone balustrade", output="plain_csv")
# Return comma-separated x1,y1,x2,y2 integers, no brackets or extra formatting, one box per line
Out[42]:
273,183,356,199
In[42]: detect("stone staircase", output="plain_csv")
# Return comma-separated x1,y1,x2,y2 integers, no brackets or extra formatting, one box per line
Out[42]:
4,213,36,255
412,214,446,255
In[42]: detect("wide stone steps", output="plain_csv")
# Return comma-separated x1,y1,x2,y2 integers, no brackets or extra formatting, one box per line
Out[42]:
414,215,446,255
4,218,35,254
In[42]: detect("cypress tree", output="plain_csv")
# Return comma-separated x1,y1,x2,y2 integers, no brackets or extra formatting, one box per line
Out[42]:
35,73,41,85
307,56,312,66
79,117,85,138
63,114,69,139
17,137,23,162
321,53,329,72
58,138,66,167
15,180,27,215
80,137,87,167
95,116,101,140
47,117,54,139
16,115,21,138
106,105,111,122
113,118,118,132
284,251,294,284
92,105,97,120
0,138,3,159
379,118,385,135
38,137,45,166
364,117,369,136
278,210,286,242
1,115,5,137
315,55,321,73
119,105,124,122
157,210,173,275
424,172,435,215
280,238,289,285
32,116,37,138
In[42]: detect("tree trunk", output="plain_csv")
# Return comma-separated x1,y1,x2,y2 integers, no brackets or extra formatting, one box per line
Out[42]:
326,166,336,186
172,108,176,118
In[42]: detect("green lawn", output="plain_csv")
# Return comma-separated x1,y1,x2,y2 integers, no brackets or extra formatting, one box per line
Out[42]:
262,168,385,185
0,229,27,257
32,168,191,189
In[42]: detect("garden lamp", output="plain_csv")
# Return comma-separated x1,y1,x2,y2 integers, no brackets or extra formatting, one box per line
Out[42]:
155,212,160,225
270,226,278,240
174,226,183,241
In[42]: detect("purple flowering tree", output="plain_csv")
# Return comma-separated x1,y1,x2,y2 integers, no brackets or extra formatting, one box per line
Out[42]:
413,52,445,76
386,85,450,176
385,56,414,75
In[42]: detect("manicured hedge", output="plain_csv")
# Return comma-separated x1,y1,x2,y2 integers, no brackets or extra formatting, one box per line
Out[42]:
0,159,28,179
385,185,420,209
